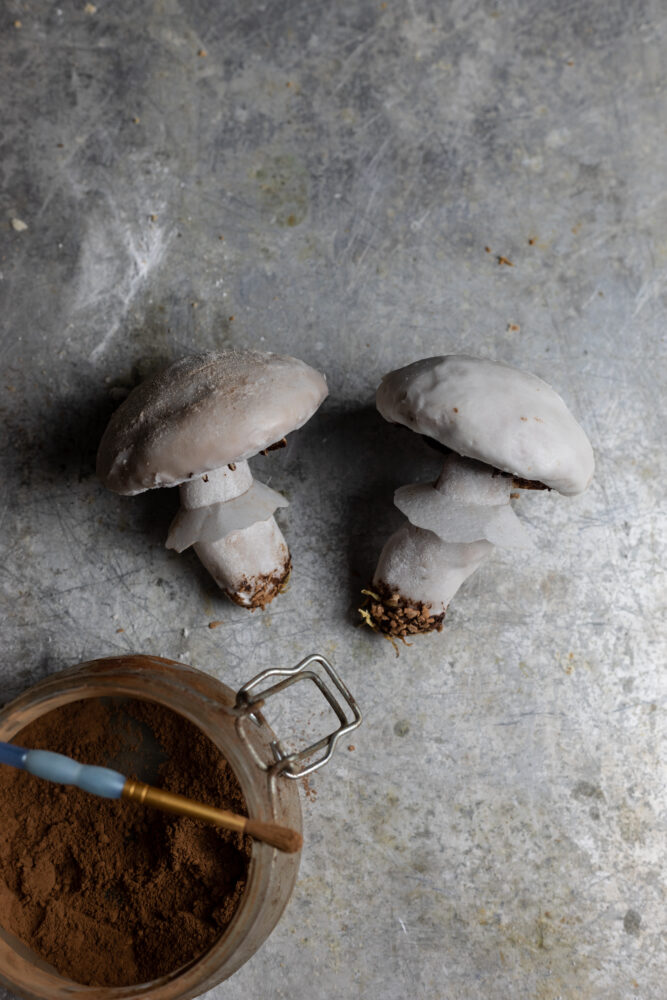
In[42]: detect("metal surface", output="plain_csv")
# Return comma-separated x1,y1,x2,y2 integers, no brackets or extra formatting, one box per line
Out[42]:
235,653,363,778
1,0,666,998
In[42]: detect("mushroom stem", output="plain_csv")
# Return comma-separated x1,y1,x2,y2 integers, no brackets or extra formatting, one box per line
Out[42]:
403,455,530,548
175,462,291,609
367,454,531,637
180,461,253,508
432,452,523,509
194,519,290,609
369,524,493,637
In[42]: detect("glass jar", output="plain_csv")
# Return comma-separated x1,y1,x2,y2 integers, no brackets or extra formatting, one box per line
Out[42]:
0,653,361,1000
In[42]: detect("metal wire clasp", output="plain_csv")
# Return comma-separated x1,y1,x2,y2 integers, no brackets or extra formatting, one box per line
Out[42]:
234,653,362,779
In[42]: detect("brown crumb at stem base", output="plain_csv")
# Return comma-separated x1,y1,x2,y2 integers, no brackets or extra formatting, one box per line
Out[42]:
225,559,292,610
361,581,445,637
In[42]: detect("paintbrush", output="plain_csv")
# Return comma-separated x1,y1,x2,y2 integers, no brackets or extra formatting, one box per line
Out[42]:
0,740,302,854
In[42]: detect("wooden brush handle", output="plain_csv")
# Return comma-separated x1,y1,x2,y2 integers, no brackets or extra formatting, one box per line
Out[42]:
122,779,303,853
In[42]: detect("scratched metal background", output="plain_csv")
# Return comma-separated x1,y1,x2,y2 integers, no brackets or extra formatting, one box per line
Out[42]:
1,1,666,997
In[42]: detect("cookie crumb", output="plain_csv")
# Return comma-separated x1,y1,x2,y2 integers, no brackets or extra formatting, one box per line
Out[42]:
360,583,444,637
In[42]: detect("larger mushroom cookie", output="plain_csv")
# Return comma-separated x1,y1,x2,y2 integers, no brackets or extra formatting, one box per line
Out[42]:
97,350,328,609
364,355,594,638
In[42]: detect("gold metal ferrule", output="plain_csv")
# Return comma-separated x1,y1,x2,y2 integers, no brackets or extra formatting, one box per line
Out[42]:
121,779,247,833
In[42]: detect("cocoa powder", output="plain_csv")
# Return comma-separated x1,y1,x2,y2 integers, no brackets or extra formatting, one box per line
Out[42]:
0,698,252,987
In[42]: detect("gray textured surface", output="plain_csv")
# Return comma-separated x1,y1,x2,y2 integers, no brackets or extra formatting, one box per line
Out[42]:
1,0,666,997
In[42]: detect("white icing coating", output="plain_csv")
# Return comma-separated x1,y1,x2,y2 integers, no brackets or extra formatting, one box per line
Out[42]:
394,454,531,548
180,462,254,509
194,517,289,604
166,480,288,552
434,454,512,503
97,350,328,494
373,523,493,610
395,484,530,548
376,355,594,495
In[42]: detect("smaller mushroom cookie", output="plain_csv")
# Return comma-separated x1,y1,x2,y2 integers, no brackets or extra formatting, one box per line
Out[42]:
366,355,594,637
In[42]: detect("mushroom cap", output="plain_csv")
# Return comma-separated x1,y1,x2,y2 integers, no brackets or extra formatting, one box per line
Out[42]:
376,355,594,495
97,350,328,494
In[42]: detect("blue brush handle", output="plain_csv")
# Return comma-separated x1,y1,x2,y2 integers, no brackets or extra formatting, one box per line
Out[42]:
0,742,27,769
0,740,126,799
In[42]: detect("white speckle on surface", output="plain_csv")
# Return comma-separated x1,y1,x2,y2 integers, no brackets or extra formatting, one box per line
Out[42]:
76,206,171,361
545,127,571,148
10,218,28,232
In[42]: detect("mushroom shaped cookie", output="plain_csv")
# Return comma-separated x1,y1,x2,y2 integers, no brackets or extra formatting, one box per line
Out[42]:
365,355,594,637
97,350,328,608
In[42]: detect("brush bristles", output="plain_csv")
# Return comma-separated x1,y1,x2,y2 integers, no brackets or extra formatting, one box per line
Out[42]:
244,819,303,854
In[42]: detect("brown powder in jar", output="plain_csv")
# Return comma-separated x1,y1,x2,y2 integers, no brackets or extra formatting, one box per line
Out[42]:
0,698,252,987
